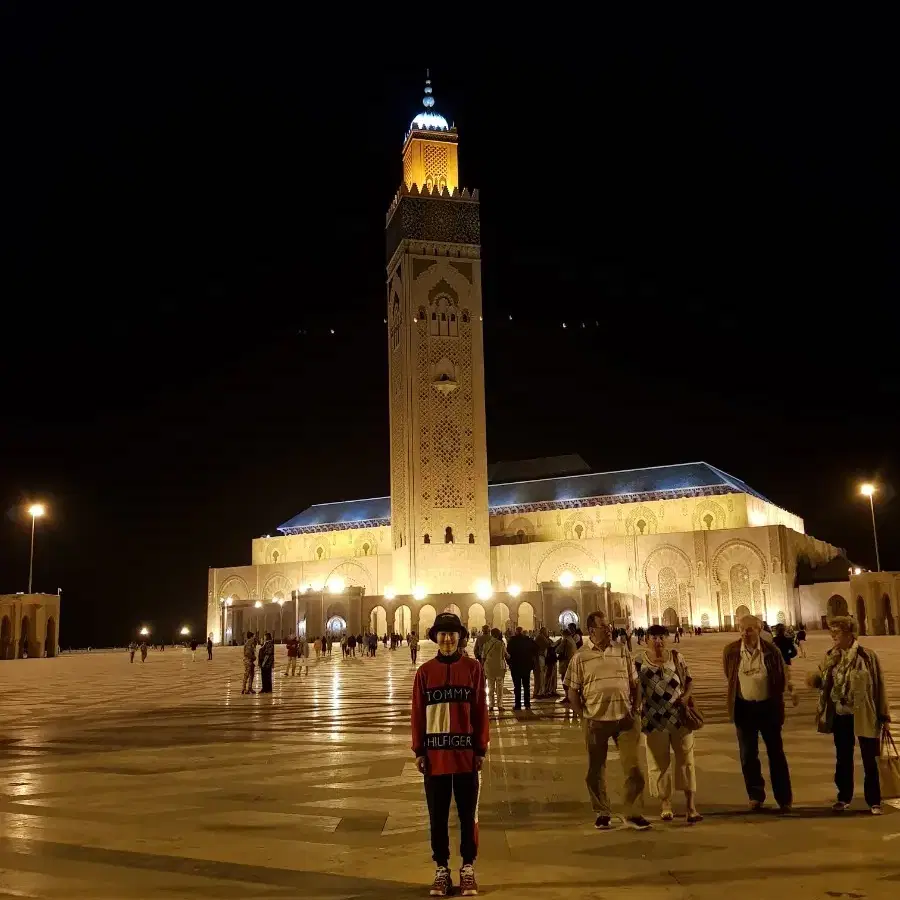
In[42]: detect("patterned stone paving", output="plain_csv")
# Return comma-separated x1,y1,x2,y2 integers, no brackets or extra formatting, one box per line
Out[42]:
1,632,900,899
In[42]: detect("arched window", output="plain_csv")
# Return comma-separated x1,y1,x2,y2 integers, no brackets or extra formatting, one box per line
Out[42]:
444,526,454,544
424,534,430,544
461,310,470,324
468,532,475,544
730,564,751,614
362,542,370,556
574,523,584,539
316,546,324,560
516,529,525,544
272,550,279,564
636,519,647,535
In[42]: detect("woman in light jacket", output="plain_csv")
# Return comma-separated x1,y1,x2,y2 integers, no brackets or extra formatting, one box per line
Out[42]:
482,628,509,711
807,615,891,815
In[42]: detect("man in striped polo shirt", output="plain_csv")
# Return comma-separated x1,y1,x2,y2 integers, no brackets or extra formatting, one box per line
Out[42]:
564,610,650,830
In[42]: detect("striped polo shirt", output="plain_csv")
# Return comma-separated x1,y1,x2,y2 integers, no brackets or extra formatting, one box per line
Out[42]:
563,640,636,721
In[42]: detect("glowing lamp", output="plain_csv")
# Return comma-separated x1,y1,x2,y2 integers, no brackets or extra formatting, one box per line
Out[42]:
180,626,190,636
591,574,604,585
507,584,521,597
28,503,46,518
558,571,575,588
275,597,285,606
139,626,150,636
474,580,493,601
749,511,766,526
860,483,875,497
254,600,263,609
384,586,397,601
327,576,345,594
853,567,862,575
412,585,427,601
225,596,233,606
311,579,325,592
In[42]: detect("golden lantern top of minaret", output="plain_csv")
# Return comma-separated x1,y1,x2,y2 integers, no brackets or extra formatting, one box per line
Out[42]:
401,71,459,195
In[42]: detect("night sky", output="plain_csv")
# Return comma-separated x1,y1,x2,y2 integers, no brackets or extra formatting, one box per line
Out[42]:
2,10,896,647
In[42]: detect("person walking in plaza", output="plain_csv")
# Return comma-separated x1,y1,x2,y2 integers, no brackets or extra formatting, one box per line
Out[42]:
473,625,490,663
807,615,891,815
314,637,321,661
564,610,650,830
557,625,579,706
411,612,488,897
190,638,198,661
506,626,536,711
723,614,792,812
298,632,310,675
636,625,702,823
285,632,299,676
241,631,258,694
482,627,509,711
533,626,550,698
409,630,419,665
128,641,137,663
348,633,356,657
796,624,807,658
207,635,213,660
773,623,799,706
258,632,275,693
139,641,148,662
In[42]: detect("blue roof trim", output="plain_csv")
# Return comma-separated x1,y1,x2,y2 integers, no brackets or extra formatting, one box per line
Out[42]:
277,462,774,534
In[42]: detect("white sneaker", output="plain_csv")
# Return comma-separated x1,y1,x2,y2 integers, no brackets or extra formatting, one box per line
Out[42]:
871,805,883,816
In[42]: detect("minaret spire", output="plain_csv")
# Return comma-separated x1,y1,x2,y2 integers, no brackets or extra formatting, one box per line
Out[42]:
423,69,434,109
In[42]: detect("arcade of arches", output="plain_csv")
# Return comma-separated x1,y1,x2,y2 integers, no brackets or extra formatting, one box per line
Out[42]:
0,593,60,660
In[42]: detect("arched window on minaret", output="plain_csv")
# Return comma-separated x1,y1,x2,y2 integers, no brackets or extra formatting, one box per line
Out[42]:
424,534,430,544
444,526,454,544
468,533,475,544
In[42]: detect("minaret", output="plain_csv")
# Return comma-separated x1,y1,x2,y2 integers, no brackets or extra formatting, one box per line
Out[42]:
386,74,490,595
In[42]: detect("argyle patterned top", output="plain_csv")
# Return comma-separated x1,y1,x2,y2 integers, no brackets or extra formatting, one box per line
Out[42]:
636,650,691,734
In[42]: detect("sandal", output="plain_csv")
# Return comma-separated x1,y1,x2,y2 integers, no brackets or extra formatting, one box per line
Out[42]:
660,809,674,821
686,812,704,824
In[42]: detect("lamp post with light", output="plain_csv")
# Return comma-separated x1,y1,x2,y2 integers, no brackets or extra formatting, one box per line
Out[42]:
860,484,881,571
254,600,263,636
274,597,285,641
26,503,46,593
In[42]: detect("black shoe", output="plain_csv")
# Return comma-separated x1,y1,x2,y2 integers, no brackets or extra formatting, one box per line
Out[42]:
594,815,612,829
626,815,652,831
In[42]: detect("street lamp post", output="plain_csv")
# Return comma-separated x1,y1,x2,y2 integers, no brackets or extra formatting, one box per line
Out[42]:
254,600,263,635
275,597,285,641
860,484,881,571
27,503,46,593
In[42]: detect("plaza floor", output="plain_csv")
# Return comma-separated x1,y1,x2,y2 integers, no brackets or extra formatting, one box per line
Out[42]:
1,632,899,899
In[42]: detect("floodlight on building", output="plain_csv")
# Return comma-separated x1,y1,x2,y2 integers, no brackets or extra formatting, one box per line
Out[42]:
412,585,427,601
384,586,397,600
475,580,493,601
591,574,604,585
327,576,345,594
507,583,521,597
853,567,862,575
180,626,190,636
749,511,766,526
254,600,263,609
275,597,285,606
558,571,575,588
311,579,325,592
226,596,233,606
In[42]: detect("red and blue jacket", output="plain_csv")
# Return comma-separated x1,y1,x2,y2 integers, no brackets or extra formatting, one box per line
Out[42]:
411,651,489,775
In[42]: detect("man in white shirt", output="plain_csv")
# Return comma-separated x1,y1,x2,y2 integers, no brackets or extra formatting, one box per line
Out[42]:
723,615,792,811
564,611,650,830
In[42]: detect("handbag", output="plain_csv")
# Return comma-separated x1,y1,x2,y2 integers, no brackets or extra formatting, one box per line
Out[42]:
879,730,900,800
680,697,705,732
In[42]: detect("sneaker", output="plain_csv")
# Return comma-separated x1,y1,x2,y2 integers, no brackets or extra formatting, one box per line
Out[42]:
871,805,883,816
459,864,478,896
626,815,652,831
748,800,764,812
594,815,612,829
832,801,850,812
429,866,452,897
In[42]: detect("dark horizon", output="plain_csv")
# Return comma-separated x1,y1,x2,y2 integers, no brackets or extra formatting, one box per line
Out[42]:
2,12,896,647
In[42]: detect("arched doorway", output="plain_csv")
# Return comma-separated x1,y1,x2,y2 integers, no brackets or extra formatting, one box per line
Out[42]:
700,612,710,630
662,607,678,629
467,603,486,633
856,596,867,635
419,604,437,638
827,595,849,618
559,609,578,630
443,603,462,617
0,615,11,660
326,615,347,636
370,606,387,636
395,604,412,636
492,602,510,632
734,605,751,626
883,595,895,636
45,617,56,657
19,615,30,658
518,601,535,632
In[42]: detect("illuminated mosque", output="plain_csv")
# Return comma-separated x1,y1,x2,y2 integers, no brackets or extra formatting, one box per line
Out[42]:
207,76,857,642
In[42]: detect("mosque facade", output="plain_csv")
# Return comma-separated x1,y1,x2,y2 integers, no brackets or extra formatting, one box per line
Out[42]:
206,78,850,643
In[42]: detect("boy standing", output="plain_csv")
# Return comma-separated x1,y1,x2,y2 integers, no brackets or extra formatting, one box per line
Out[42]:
411,613,488,897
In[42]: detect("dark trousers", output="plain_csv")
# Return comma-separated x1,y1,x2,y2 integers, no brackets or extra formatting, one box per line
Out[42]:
833,713,881,807
207,648,212,660
511,668,531,708
411,649,418,664
424,772,480,866
734,697,792,807
260,666,273,693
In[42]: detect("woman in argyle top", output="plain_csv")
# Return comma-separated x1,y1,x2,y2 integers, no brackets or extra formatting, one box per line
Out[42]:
636,625,702,823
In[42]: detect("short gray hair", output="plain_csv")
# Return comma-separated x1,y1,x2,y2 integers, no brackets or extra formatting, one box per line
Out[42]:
828,615,859,636
739,614,762,630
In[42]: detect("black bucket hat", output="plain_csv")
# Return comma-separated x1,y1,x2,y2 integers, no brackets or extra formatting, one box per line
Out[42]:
428,612,469,643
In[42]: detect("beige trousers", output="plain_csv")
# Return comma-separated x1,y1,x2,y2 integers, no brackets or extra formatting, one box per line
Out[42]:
644,728,696,800
487,674,505,708
583,716,645,816
285,657,297,676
